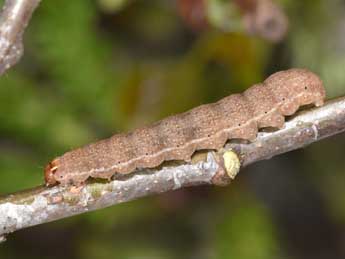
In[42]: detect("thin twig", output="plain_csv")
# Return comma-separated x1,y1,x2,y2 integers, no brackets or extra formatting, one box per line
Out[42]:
0,96,344,240
0,0,41,75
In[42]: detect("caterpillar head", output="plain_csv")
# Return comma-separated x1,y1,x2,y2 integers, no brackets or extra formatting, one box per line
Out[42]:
44,154,88,186
44,158,67,186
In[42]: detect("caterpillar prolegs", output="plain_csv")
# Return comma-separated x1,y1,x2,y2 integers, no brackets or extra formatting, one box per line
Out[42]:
45,68,326,186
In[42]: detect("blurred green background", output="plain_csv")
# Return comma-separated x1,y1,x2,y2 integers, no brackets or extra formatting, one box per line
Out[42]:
1,0,345,258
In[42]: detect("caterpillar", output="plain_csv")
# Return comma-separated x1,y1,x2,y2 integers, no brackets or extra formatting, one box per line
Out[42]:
45,68,325,186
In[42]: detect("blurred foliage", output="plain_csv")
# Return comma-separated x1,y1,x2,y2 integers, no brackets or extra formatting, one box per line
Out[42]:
213,192,279,259
206,0,244,32
0,0,345,258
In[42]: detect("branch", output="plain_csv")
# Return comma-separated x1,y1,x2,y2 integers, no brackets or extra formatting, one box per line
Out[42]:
0,96,345,240
0,0,41,75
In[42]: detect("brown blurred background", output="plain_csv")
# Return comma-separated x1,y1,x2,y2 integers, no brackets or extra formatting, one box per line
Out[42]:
0,0,345,258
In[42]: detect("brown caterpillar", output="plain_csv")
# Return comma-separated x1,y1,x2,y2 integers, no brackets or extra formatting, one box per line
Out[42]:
45,68,326,186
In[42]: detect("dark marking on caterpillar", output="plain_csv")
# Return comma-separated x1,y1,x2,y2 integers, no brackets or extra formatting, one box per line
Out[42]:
45,69,326,186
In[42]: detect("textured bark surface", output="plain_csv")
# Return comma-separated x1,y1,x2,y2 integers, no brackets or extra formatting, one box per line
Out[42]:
45,69,325,185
